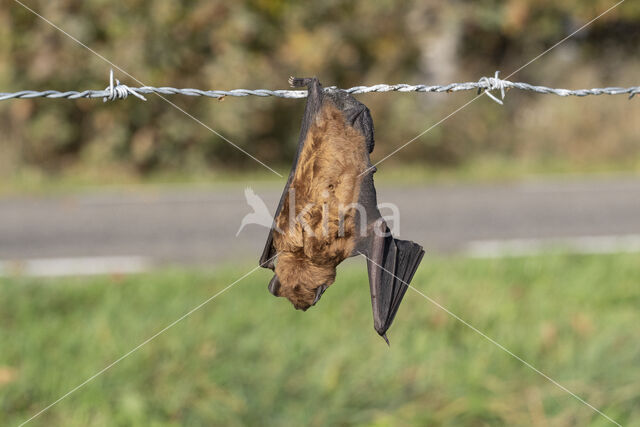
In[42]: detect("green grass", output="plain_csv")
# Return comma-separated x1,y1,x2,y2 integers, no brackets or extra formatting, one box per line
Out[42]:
1,254,639,426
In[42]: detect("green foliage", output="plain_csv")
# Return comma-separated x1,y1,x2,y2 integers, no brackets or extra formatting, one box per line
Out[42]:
1,1,640,179
1,253,639,426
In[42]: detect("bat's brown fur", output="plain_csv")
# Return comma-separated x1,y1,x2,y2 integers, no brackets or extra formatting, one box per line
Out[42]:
273,101,368,310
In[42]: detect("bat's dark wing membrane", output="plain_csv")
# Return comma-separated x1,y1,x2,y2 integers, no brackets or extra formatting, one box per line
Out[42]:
365,220,425,344
328,89,375,154
322,84,426,342
258,179,288,269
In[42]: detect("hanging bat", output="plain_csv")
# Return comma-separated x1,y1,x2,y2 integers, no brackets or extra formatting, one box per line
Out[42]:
259,76,424,343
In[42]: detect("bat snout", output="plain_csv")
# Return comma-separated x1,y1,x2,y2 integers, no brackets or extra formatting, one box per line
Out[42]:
283,284,329,311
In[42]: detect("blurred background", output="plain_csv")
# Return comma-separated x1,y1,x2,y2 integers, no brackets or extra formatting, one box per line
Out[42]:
1,1,640,426
1,0,640,182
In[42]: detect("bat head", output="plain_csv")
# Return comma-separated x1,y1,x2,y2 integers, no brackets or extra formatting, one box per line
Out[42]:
269,251,336,311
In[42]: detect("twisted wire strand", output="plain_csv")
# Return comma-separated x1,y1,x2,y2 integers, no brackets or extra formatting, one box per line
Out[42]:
1,70,639,102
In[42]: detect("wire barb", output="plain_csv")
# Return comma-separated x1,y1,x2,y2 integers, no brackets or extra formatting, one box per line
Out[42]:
103,69,147,102
478,71,507,105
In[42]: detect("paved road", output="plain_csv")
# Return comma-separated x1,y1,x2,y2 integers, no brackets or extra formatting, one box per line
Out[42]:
1,176,639,270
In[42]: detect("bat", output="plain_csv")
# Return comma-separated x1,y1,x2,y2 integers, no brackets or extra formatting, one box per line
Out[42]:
260,76,425,343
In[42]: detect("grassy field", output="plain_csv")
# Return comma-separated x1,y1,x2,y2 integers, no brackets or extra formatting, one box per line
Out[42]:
1,254,639,426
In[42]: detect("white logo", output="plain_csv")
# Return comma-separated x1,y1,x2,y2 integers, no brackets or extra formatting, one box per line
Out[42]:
236,187,401,237
236,188,275,236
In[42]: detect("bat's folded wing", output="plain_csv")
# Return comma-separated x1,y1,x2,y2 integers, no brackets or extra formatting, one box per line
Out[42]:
365,221,425,344
259,230,276,269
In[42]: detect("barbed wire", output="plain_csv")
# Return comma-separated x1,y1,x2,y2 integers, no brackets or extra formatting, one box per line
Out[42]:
1,70,638,104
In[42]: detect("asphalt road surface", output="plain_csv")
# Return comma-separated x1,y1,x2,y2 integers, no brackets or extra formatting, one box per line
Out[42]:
1,176,639,274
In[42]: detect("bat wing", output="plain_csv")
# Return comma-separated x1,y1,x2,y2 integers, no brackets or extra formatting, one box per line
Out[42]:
349,106,425,342
365,220,425,344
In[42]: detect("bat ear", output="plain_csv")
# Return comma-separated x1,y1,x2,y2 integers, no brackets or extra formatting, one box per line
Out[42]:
268,275,281,296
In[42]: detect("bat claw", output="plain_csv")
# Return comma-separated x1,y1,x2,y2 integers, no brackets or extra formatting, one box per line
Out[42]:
381,333,390,346
312,284,328,305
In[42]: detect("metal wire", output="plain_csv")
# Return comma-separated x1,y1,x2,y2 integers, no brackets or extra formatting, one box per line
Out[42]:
1,69,638,103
